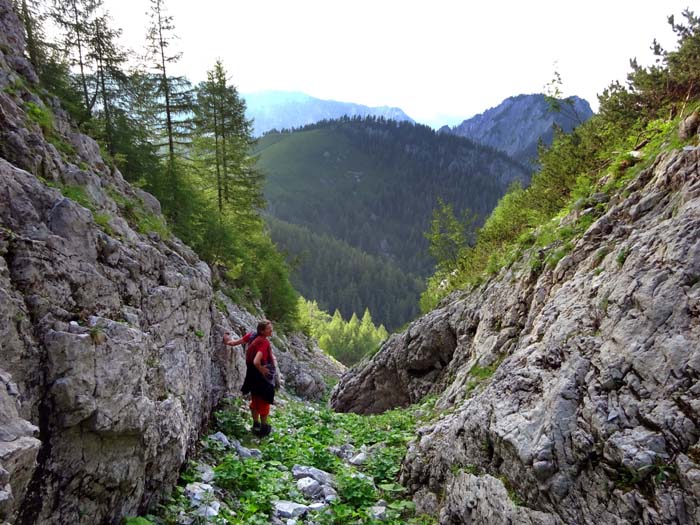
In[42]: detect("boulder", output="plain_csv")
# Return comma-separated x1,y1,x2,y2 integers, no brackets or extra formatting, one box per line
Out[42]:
292,465,335,487
273,500,308,519
679,111,700,140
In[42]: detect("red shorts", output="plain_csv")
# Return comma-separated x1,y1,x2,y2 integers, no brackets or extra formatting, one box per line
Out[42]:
250,395,270,417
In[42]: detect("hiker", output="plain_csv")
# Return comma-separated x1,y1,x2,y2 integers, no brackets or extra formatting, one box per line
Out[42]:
223,320,280,437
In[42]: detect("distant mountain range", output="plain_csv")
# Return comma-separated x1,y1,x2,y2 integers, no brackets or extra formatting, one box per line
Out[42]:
243,91,414,136
440,94,594,166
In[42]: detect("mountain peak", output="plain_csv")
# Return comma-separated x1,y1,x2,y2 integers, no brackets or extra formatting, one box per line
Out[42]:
446,93,594,166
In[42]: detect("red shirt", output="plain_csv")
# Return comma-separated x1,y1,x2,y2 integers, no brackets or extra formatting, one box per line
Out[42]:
246,336,271,365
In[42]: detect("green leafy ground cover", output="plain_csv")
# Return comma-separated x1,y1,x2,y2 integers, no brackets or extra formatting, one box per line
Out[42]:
127,396,437,525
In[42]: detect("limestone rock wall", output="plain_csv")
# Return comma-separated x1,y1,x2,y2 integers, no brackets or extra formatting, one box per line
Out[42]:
332,148,700,524
0,2,341,523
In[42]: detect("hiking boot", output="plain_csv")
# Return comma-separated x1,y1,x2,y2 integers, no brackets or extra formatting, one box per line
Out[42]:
258,424,272,437
252,422,261,434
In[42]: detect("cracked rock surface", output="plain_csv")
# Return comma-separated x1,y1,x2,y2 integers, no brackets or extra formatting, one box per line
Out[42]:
333,148,700,523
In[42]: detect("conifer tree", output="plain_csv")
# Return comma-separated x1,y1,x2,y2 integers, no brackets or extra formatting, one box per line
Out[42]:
16,0,46,71
50,0,103,117
88,13,126,156
425,199,476,271
194,60,261,215
145,0,193,212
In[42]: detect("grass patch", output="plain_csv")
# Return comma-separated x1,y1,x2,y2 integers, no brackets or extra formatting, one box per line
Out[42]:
59,184,94,211
136,212,169,238
94,213,117,237
614,460,678,495
594,247,609,267
47,135,76,157
545,241,573,269
599,292,611,315
89,326,106,344
465,360,502,395
616,247,631,267
3,76,26,97
106,188,172,240
25,101,54,134
497,475,524,506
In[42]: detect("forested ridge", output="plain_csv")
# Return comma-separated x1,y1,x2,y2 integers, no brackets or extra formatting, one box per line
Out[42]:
259,117,529,277
256,117,531,328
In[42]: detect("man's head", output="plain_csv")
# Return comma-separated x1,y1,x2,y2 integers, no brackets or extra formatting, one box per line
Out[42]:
257,320,273,337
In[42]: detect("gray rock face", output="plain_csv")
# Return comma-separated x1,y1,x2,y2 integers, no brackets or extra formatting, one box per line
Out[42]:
333,148,700,524
330,312,457,413
0,370,41,523
0,146,243,524
0,2,335,523
445,93,594,167
679,111,700,140
439,473,562,525
274,333,345,400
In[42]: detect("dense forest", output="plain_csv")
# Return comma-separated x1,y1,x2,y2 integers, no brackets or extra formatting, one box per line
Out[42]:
268,217,422,330
421,9,700,311
257,116,530,277
11,0,300,327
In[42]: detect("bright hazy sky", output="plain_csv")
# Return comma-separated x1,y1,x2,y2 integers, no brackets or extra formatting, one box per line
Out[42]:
107,0,692,127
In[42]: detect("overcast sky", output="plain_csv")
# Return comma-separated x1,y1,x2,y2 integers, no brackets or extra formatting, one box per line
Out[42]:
106,0,691,127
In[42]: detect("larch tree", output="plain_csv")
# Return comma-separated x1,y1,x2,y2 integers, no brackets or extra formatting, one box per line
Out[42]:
16,0,47,71
194,60,262,216
50,0,103,118
145,0,192,196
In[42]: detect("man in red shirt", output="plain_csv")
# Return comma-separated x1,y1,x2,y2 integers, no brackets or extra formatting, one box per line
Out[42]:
224,320,279,436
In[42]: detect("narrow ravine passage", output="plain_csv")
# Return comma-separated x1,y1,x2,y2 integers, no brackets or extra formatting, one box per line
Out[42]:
126,393,438,525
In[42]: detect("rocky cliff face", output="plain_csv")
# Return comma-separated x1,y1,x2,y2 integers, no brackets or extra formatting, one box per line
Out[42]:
332,146,700,523
0,3,343,523
442,94,594,167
